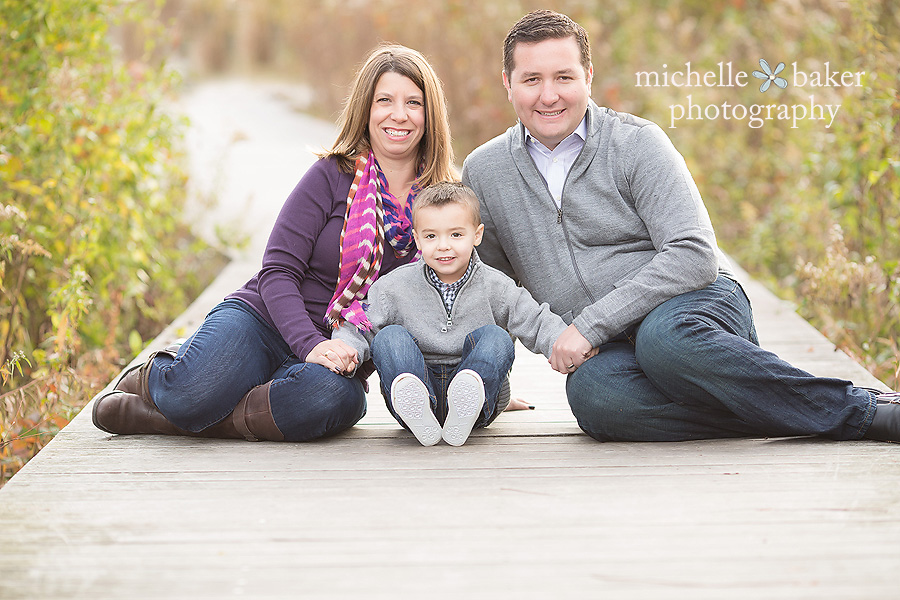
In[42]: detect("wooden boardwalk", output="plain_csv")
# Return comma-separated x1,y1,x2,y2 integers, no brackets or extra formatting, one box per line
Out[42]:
1,80,898,599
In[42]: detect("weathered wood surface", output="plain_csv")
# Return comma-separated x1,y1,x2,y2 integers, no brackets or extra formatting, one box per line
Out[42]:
1,80,897,600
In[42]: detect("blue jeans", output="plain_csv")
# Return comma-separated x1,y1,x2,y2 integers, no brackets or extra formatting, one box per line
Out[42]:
371,324,515,431
146,299,366,441
566,276,877,441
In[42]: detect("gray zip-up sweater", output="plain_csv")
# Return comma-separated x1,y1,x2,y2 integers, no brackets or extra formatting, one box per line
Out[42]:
461,101,734,347
332,257,567,372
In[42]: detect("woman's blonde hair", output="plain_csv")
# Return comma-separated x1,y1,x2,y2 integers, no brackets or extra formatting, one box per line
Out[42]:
322,44,456,187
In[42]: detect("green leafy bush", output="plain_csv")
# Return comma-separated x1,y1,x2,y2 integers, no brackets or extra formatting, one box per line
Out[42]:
0,0,224,484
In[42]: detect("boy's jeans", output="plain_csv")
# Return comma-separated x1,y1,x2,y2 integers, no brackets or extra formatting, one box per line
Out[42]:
371,324,515,431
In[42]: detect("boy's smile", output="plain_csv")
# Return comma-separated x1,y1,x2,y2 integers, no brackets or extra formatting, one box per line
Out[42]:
413,203,484,284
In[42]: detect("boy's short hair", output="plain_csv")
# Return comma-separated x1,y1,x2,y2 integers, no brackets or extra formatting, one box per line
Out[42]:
412,182,481,227
503,10,591,78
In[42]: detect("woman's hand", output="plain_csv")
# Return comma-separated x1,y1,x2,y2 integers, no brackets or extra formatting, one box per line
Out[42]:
307,339,359,375
549,324,598,374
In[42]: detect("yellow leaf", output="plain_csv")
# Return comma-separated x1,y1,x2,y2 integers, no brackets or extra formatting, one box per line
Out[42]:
8,180,42,196
55,315,69,354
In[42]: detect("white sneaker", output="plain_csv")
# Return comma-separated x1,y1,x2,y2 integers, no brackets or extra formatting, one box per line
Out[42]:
390,373,441,446
443,369,485,446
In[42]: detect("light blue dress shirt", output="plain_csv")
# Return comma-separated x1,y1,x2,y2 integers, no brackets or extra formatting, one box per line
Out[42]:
524,117,588,208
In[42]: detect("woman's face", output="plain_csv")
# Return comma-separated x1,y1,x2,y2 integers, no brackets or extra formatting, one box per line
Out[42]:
368,71,426,165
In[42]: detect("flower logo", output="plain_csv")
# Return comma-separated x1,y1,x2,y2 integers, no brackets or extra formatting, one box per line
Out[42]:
752,59,788,92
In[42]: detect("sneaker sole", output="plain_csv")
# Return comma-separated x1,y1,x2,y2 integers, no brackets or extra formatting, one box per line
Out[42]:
391,375,441,446
443,370,484,446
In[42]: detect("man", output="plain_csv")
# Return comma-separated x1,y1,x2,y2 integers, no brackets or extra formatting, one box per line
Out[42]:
461,9,900,442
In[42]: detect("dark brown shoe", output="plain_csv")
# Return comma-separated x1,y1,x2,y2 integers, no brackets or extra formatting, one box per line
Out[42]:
93,369,284,441
92,390,184,436
865,402,900,442
114,364,143,396
114,345,180,404
232,381,285,442
861,389,900,443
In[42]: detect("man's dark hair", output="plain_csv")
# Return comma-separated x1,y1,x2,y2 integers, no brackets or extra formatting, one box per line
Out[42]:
503,10,592,77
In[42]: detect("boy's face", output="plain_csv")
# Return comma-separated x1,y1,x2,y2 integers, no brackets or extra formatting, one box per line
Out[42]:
413,202,484,284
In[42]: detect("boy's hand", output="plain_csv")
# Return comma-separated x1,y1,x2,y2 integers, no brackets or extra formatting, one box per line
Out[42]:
505,397,535,411
550,324,597,374
308,339,359,375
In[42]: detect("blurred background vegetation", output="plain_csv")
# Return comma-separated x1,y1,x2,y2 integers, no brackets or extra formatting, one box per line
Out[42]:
0,0,225,484
2,0,898,484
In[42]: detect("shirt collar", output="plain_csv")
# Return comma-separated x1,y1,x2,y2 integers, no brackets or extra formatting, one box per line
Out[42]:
524,116,588,155
426,253,476,290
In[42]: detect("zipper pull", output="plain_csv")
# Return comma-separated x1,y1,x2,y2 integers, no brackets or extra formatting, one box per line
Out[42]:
557,208,562,223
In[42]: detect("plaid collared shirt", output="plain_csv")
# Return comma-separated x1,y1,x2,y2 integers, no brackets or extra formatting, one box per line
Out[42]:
425,254,476,316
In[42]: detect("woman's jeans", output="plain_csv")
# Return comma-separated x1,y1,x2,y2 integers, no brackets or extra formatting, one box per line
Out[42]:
567,276,877,442
371,324,515,431
146,299,366,442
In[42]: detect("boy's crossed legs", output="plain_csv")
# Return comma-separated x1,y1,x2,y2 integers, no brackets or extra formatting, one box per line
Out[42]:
372,324,515,446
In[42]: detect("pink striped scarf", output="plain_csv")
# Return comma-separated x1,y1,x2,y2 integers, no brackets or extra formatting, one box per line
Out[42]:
326,152,416,330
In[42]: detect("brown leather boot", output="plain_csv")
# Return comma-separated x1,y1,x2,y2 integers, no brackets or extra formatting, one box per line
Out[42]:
92,390,185,436
92,374,284,441
102,342,243,439
91,389,246,439
114,345,179,404
231,381,285,442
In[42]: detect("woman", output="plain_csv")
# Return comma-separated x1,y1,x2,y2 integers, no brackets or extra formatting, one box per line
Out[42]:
92,44,455,441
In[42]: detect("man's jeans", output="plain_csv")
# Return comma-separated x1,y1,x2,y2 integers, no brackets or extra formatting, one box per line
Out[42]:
567,276,877,441
147,299,366,441
371,324,515,431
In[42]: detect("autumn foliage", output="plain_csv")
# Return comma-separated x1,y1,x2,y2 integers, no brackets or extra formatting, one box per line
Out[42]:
0,0,221,485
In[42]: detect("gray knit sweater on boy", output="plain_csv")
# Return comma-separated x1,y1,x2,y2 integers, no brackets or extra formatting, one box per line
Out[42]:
332,256,567,372
462,100,735,347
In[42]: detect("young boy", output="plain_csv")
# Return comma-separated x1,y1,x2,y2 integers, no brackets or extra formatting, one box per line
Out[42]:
333,182,567,446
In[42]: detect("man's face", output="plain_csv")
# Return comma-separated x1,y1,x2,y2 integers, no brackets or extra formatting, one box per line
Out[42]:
503,36,593,151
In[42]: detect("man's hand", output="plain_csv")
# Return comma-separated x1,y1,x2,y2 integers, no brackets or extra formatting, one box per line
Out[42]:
307,339,359,375
549,324,597,374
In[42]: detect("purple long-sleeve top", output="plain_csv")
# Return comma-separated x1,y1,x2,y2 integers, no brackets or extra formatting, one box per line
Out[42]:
227,157,416,361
